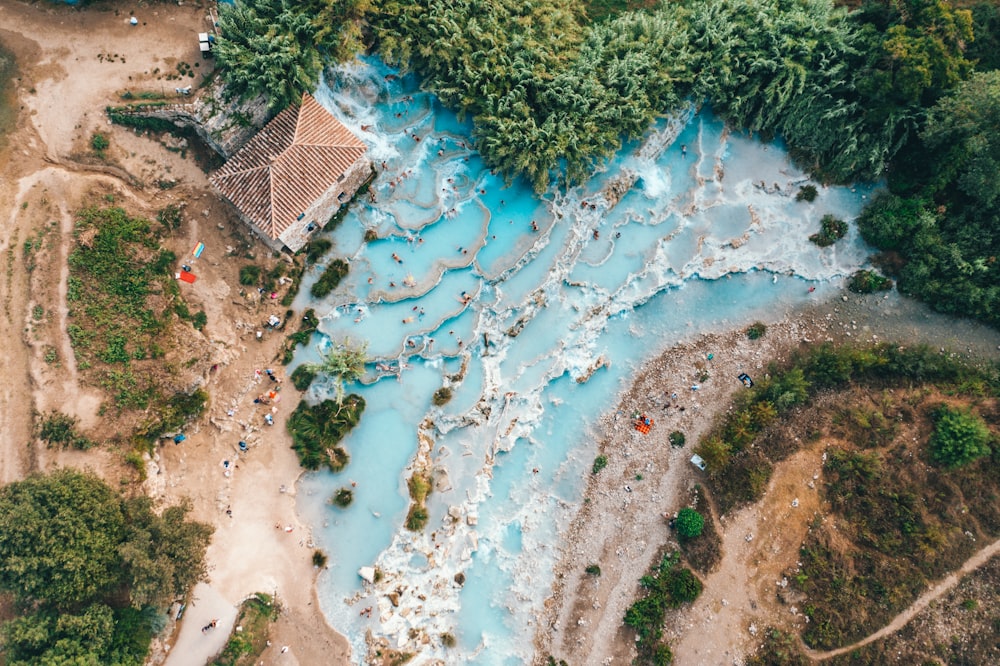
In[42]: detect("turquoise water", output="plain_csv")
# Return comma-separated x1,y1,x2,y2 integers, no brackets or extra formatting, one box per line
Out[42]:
294,58,877,663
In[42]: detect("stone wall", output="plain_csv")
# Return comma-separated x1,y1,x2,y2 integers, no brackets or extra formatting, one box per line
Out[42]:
111,77,272,158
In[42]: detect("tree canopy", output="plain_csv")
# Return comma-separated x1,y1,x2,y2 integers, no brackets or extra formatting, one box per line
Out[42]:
216,0,370,111
0,470,212,665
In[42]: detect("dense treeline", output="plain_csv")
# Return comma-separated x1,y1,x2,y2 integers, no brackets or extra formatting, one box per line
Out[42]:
0,470,212,664
214,0,1000,326
215,0,370,111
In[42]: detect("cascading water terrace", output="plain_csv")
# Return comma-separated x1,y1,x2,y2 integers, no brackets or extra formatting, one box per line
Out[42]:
292,58,877,664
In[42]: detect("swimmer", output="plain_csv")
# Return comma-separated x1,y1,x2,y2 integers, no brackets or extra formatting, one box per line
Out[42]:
593,229,599,240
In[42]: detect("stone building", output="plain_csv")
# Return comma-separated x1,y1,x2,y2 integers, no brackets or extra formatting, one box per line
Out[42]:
210,92,370,252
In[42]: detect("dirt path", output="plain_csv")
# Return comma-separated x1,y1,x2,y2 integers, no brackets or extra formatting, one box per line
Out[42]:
807,536,1000,661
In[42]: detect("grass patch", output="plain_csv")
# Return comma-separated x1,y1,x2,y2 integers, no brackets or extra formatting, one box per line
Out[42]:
67,206,205,425
432,387,453,406
405,471,433,532
91,132,109,158
212,594,279,666
592,454,608,474
286,397,365,471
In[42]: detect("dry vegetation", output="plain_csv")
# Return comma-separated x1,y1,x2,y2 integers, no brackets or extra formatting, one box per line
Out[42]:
696,344,1000,661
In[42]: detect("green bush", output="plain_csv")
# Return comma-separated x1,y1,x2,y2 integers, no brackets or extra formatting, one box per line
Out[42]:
239,265,262,286
809,214,848,247
37,412,95,450
669,431,685,447
441,632,457,648
796,185,818,202
310,259,350,299
290,364,317,391
746,322,767,340
91,132,109,157
847,269,893,294
675,508,705,541
624,552,701,662
585,564,602,576
287,396,365,471
592,454,608,474
312,550,328,568
930,406,991,469
192,311,207,330
305,238,333,264
331,487,354,508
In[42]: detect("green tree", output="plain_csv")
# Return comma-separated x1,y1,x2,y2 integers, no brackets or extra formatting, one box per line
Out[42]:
674,507,704,541
921,70,1000,208
930,406,991,468
0,470,125,607
215,0,324,111
0,470,211,665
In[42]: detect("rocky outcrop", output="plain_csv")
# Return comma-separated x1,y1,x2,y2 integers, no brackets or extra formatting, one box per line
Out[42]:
107,77,273,158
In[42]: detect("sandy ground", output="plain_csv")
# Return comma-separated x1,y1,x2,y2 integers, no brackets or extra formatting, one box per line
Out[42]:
0,2,349,664
537,293,1000,665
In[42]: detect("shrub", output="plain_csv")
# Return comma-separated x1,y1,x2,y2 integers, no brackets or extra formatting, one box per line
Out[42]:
363,229,378,243
290,365,317,391
746,321,767,340
156,204,182,230
796,185,818,202
669,431,686,447
808,214,848,247
91,132,109,157
331,487,354,508
311,259,350,298
38,412,95,450
847,269,893,293
432,387,453,406
440,632,457,648
304,238,333,264
287,396,365,471
930,406,991,469
675,507,704,541
585,564,602,576
191,311,207,330
239,265,262,286
592,454,608,474
312,550,328,568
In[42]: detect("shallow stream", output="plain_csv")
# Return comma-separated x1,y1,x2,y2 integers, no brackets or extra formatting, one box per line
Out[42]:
292,58,877,664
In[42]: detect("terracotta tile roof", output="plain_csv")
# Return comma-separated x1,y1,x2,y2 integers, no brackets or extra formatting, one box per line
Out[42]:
210,93,367,240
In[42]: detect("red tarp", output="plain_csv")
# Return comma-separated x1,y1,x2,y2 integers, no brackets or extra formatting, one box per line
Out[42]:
178,271,197,284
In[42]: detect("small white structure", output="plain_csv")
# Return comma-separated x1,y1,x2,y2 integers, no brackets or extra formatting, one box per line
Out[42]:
690,454,707,471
